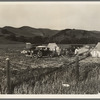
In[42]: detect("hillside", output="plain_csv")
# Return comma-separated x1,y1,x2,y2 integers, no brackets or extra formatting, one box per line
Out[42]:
2,26,59,37
0,26,100,44
49,29,100,44
0,26,59,44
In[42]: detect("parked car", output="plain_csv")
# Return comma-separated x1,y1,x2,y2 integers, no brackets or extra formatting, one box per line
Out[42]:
26,45,54,58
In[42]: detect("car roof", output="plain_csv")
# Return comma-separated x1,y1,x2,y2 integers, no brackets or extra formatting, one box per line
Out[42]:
37,46,47,48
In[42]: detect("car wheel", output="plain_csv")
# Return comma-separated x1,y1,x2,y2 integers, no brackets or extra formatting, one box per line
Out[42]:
49,52,54,58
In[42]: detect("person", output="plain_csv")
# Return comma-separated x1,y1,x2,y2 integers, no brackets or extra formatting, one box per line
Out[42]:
74,47,79,55
65,48,68,56
71,46,76,52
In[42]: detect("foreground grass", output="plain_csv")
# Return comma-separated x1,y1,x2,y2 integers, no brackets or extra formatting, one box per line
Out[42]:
0,43,99,94
12,61,100,94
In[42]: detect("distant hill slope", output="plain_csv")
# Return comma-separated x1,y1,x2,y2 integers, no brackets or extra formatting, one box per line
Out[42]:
49,29,100,44
0,26,100,44
2,26,59,37
0,26,59,44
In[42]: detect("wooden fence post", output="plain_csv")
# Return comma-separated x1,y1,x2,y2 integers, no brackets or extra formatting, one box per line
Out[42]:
6,58,11,94
75,55,79,83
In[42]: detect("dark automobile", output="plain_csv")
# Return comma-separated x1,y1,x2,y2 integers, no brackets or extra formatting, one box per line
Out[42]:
28,46,54,58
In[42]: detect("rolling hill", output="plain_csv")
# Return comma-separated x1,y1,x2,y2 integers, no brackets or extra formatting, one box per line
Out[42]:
0,26,100,44
2,26,59,37
0,26,59,44
49,29,100,44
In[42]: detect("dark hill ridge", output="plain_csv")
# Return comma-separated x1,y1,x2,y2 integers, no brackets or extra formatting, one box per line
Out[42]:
2,26,59,37
0,26,100,44
0,26,59,43
49,29,100,44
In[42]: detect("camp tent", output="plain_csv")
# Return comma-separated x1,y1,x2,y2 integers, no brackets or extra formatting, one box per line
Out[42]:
47,43,61,55
90,42,100,57
78,47,89,55
26,43,32,49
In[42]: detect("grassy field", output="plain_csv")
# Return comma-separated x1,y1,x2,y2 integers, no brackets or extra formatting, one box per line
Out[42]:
12,58,100,94
0,43,100,94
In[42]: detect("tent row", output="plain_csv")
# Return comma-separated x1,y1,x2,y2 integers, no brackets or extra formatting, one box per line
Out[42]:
25,42,100,57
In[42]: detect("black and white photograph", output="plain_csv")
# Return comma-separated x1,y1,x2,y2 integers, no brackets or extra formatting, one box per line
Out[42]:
0,1,100,97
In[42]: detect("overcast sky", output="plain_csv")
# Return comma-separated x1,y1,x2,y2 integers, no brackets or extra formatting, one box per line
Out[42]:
0,2,100,31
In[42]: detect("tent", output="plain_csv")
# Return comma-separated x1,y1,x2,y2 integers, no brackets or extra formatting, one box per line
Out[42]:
74,47,89,55
78,47,89,55
90,42,100,57
26,43,32,49
47,43,61,55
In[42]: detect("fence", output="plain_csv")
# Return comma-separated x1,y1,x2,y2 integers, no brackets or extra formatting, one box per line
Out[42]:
0,51,99,94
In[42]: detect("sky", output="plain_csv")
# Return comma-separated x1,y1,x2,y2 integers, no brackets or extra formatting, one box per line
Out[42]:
0,2,100,31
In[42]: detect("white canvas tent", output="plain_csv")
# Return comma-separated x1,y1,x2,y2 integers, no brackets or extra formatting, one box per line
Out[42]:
90,42,100,57
78,47,89,54
74,45,90,55
47,43,61,55
26,43,32,49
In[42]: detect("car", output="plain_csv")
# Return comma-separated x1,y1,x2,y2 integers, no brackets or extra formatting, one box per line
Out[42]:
27,45,55,58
